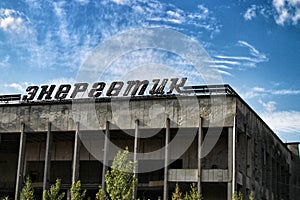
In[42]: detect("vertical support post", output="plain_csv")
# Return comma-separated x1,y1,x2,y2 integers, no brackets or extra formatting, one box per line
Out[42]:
72,122,81,184
15,123,26,200
198,117,203,194
163,118,170,200
232,116,236,195
43,122,53,192
102,121,110,190
228,116,236,200
228,126,233,200
133,119,139,200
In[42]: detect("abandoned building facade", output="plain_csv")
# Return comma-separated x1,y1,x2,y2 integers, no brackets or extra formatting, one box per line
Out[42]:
0,85,299,200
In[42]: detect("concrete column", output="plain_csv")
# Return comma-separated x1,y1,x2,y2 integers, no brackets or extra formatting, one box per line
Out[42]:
72,122,81,184
133,119,139,200
228,127,233,200
163,118,170,200
232,116,236,196
198,117,203,194
102,121,110,190
15,123,26,200
43,122,53,192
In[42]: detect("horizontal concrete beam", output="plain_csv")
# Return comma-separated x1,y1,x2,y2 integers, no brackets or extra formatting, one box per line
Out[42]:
168,169,229,182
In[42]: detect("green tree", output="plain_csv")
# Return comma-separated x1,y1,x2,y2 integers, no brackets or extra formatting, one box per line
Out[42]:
43,179,65,200
184,184,203,200
1,196,10,200
105,147,137,200
20,176,35,200
172,183,183,200
69,181,86,200
95,186,107,200
232,192,243,200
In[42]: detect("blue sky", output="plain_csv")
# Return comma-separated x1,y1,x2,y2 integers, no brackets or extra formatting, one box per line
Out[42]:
0,0,300,142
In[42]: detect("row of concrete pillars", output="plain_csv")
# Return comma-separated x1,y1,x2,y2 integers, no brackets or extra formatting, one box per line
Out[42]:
14,117,235,200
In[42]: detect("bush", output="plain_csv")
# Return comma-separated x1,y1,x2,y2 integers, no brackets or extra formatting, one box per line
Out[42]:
249,191,254,200
69,181,86,200
95,186,107,200
20,176,35,200
232,192,243,200
184,183,203,200
172,183,183,200
43,179,65,200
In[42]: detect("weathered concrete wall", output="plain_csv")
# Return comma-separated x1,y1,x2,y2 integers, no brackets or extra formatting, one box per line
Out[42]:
236,98,293,200
0,95,236,133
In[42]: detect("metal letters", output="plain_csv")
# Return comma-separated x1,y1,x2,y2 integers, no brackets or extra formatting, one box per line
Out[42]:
21,78,187,101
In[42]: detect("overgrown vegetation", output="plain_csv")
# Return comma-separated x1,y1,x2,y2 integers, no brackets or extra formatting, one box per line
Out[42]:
19,148,260,200
95,186,107,200
69,181,86,200
20,176,35,200
171,183,203,200
105,147,137,200
249,191,254,200
184,183,203,200
43,179,65,200
172,183,183,200
232,192,243,200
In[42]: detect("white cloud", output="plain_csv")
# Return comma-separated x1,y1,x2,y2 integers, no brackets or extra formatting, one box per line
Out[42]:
3,82,30,93
240,86,300,99
0,55,10,68
213,60,240,65
260,111,300,134
2,78,77,95
0,0,220,73
244,5,257,20
53,1,70,46
111,0,130,5
0,9,25,33
75,0,90,5
273,0,300,25
212,40,268,75
47,77,76,86
259,99,277,112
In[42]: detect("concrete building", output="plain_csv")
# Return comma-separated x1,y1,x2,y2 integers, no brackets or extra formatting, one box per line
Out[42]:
0,84,299,199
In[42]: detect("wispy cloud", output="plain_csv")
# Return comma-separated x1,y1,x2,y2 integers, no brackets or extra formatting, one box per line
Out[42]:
260,111,300,135
0,0,221,73
259,99,277,112
2,82,30,93
74,0,90,5
212,40,268,76
273,0,300,25
250,86,300,140
0,55,10,68
244,5,257,20
2,77,76,95
241,86,300,99
0,8,27,33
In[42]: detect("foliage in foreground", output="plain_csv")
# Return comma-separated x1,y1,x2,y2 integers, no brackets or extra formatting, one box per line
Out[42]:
104,147,137,200
43,179,65,200
184,183,203,200
232,192,243,200
249,191,254,200
20,176,35,200
172,183,203,200
172,183,183,200
95,186,107,200
69,181,86,200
